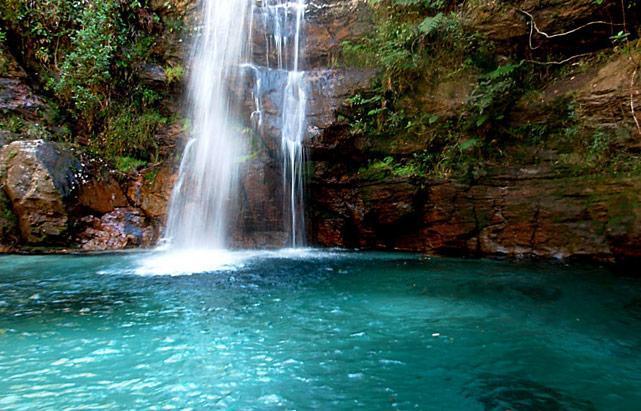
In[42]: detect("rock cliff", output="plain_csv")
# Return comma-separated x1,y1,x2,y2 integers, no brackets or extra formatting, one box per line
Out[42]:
0,0,640,263
305,0,641,263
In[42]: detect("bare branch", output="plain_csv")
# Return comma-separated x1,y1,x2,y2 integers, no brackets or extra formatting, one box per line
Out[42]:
518,9,617,50
631,67,641,137
525,53,594,66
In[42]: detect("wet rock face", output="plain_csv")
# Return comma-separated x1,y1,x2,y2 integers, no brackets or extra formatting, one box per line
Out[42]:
0,140,81,244
77,208,156,251
234,153,288,248
309,168,641,262
249,0,373,68
229,0,375,246
0,47,45,118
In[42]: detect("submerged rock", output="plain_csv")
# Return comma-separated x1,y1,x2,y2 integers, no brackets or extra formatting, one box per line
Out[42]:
470,374,597,410
0,140,81,244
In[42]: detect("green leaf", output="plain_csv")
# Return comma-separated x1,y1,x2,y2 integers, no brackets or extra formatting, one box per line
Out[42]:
459,138,479,151
418,12,444,35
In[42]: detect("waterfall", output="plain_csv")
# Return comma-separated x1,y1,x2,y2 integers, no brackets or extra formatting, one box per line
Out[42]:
163,0,307,251
254,0,308,247
164,0,253,249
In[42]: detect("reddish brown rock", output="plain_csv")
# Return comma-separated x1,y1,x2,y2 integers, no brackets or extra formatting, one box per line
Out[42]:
310,168,641,262
0,140,81,244
77,207,156,251
140,166,177,219
77,177,129,214
304,0,373,67
127,165,177,221
575,52,641,130
462,0,608,51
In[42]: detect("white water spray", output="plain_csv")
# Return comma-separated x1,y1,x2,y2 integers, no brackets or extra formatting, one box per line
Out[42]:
164,0,253,249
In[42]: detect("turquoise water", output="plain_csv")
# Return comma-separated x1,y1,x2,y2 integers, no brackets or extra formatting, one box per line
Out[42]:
1,251,640,410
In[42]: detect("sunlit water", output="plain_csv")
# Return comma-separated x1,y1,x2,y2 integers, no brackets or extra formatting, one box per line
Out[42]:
1,251,640,410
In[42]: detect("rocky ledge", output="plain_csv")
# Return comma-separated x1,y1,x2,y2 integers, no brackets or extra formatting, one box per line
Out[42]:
309,166,641,263
0,139,164,252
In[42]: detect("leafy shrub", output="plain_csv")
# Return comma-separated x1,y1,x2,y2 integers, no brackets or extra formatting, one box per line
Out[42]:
467,63,522,130
164,64,185,84
0,0,179,172
115,156,147,173
98,107,167,163
341,2,473,94
51,1,119,128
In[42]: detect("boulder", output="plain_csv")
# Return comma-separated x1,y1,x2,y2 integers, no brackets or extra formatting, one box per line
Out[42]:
0,140,81,243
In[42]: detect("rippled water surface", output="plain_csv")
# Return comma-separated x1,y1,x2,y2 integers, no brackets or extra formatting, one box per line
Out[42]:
1,251,640,410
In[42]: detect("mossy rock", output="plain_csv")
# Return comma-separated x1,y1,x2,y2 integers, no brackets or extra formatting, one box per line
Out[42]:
0,189,19,247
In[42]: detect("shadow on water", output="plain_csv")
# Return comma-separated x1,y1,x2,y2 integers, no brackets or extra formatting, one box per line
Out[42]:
468,374,597,411
624,297,641,320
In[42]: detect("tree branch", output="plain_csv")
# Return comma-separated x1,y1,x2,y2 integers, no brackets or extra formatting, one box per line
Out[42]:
525,53,594,66
518,9,617,50
631,67,641,137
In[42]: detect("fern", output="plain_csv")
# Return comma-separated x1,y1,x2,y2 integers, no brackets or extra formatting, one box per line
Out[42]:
418,12,445,35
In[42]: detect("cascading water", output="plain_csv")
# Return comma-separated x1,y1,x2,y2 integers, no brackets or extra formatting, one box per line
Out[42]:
162,0,307,257
253,0,308,247
281,70,307,246
164,0,253,250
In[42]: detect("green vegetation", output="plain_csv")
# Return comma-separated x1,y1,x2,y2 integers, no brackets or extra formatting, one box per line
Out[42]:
98,107,167,163
339,0,641,181
164,64,185,84
115,156,147,174
0,0,180,171
358,156,420,180
339,0,513,178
